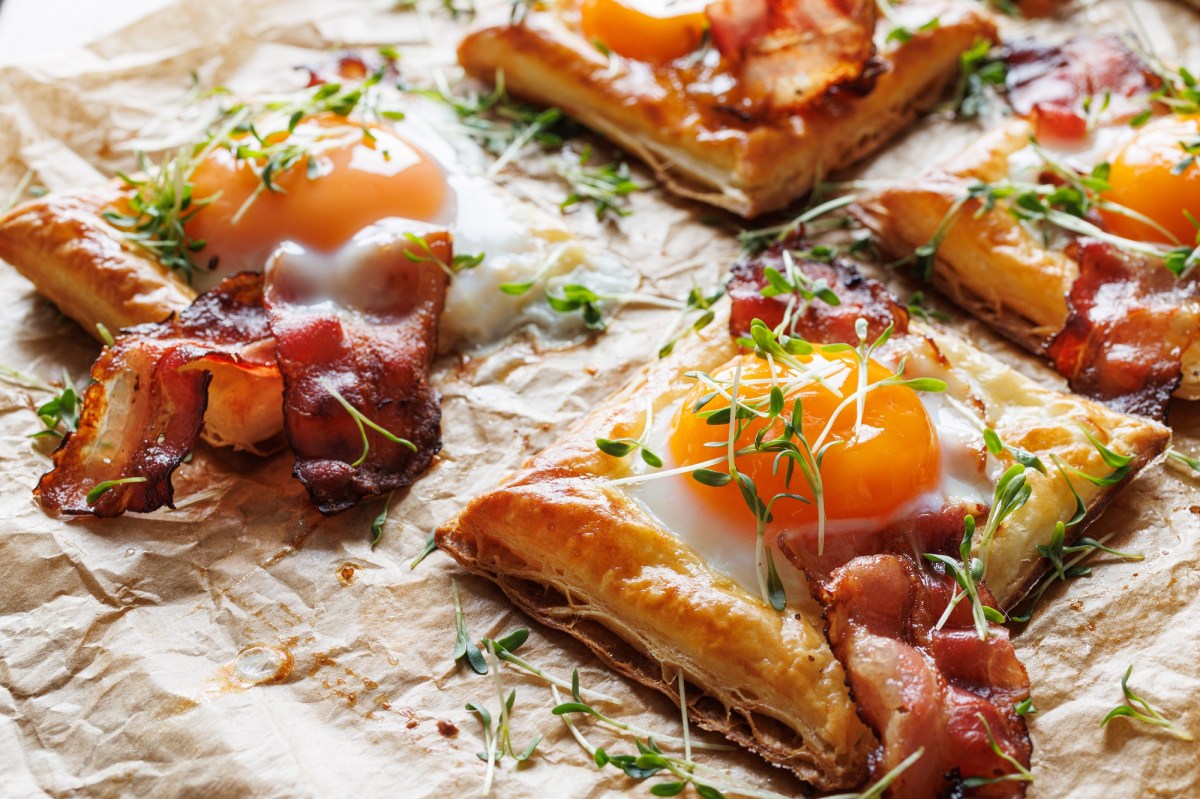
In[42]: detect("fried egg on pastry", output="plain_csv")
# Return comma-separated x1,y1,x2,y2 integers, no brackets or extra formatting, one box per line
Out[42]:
859,109,1200,416
0,72,631,354
177,97,632,349
436,290,1168,790
632,348,996,598
457,0,996,216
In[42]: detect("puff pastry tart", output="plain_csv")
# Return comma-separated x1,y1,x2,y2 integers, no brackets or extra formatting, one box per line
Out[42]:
437,244,1168,794
457,0,997,217
855,35,1200,419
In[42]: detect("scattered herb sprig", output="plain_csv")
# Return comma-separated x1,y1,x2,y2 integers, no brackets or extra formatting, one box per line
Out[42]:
1101,665,1193,740
318,378,416,468
557,145,641,221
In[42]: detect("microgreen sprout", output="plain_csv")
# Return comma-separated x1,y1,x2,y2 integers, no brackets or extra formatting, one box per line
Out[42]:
402,231,484,278
961,713,1034,788
1166,447,1200,473
763,249,840,338
410,533,438,569
1015,697,1037,716
553,669,729,751
911,144,1200,278
657,283,724,358
317,377,416,468
1009,438,1142,627
951,39,1006,119
86,476,148,505
983,427,1046,473
926,464,1030,639
557,145,641,220
0,366,82,439
483,632,621,704
453,579,489,675
1101,665,1193,740
597,400,665,468
370,490,393,548
416,70,568,168
738,194,858,254
906,291,950,323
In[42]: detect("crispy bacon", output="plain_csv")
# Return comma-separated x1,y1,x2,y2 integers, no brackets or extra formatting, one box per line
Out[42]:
1046,239,1200,420
706,0,878,118
728,241,908,343
1004,35,1158,143
781,508,1033,798
264,231,448,514
35,274,277,517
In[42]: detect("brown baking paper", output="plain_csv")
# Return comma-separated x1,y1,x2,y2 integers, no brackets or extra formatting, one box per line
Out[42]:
0,0,1196,796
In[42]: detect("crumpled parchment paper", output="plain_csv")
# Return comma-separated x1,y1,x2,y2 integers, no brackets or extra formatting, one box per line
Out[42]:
0,1,1196,797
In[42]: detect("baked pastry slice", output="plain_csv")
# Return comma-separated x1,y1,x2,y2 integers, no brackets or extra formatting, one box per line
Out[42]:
437,246,1168,792
855,37,1200,419
457,0,997,217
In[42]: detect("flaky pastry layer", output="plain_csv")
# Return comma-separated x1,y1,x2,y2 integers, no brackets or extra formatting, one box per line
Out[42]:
0,187,283,454
855,121,1200,399
457,0,997,218
0,186,196,337
437,305,1167,788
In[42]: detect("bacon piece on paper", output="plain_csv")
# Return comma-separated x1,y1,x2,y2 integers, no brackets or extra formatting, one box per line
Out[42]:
728,240,908,343
1046,239,1200,420
35,274,278,517
781,509,1033,798
706,0,878,118
264,229,448,514
1004,35,1158,143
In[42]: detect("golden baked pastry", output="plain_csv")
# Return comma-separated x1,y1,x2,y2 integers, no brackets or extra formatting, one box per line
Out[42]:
0,186,196,338
856,120,1200,416
437,283,1168,789
457,0,998,217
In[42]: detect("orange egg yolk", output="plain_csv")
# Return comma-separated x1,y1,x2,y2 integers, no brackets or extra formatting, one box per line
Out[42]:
579,0,708,63
669,352,941,535
185,115,450,271
1101,114,1200,245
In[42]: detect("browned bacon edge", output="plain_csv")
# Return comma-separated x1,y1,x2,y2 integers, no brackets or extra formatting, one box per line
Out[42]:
264,233,448,514
783,509,1033,799
1003,34,1159,143
732,250,1032,795
1046,239,1200,421
35,274,276,517
727,238,908,343
706,0,878,120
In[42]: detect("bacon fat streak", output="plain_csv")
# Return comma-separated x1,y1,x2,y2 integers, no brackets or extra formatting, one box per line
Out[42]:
727,239,908,342
1003,34,1157,142
731,248,1032,797
706,0,878,119
36,274,277,516
265,234,448,514
37,231,448,517
1047,239,1200,420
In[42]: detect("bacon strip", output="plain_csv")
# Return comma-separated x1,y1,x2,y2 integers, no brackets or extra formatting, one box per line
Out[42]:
264,230,448,514
1046,239,1200,420
781,509,1033,798
728,240,908,343
706,0,878,119
1004,35,1158,142
35,274,277,516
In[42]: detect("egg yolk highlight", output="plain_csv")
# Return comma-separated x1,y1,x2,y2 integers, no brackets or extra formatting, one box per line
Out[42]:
669,352,941,534
579,0,708,63
185,115,450,270
1101,114,1200,245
